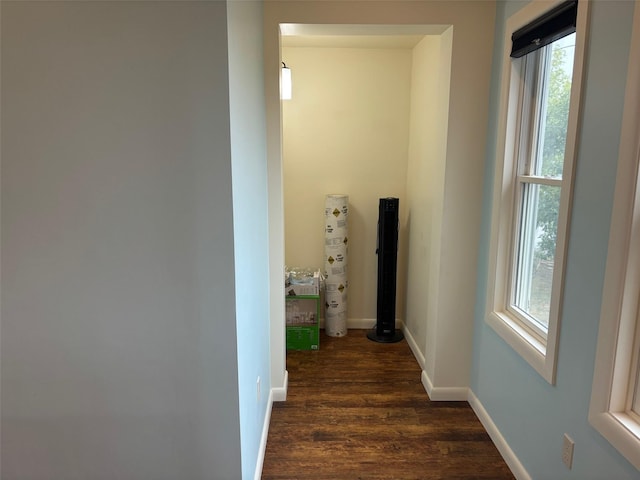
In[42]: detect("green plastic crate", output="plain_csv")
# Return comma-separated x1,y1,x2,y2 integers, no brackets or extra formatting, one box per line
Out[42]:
286,296,319,350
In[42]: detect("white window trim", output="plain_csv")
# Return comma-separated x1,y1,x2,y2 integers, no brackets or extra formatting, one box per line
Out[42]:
589,1,640,469
485,0,589,385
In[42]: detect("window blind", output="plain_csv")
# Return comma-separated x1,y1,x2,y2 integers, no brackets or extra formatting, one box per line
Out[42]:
511,0,578,58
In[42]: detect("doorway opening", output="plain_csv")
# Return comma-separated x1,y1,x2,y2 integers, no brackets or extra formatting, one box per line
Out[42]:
279,24,453,344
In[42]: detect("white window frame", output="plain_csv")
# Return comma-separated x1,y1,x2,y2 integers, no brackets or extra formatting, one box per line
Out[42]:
589,1,640,469
485,0,588,384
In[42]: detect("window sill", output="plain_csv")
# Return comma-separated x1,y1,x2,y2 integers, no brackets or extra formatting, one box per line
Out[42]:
589,411,640,470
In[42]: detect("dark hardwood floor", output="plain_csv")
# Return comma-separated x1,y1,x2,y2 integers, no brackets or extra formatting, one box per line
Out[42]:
262,329,514,480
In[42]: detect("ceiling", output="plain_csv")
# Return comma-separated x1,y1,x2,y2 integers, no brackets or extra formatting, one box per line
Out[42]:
281,34,425,49
279,24,450,49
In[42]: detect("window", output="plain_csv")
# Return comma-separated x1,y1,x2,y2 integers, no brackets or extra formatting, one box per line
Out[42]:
589,1,640,468
486,0,587,384
510,32,575,336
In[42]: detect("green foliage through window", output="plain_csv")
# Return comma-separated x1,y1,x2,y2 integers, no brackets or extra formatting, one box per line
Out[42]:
536,39,573,262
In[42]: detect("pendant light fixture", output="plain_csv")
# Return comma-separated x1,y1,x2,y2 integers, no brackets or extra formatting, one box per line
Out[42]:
281,62,292,100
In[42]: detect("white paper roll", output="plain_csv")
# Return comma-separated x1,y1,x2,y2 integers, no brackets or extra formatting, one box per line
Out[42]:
325,290,347,313
325,248,347,268
325,255,347,275
325,236,348,247
325,311,347,337
324,279,347,292
324,194,348,337
326,219,347,231
325,195,349,219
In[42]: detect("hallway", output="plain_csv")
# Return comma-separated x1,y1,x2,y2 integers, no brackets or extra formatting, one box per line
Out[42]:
262,330,514,479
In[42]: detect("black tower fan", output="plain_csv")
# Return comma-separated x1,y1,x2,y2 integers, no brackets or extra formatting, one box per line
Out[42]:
368,198,404,343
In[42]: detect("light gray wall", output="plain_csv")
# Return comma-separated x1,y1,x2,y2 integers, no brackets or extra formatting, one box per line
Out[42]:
471,1,640,478
1,2,243,478
227,1,272,478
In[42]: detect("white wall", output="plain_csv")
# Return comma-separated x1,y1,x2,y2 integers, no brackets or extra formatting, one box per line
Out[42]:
266,1,495,396
1,2,247,478
429,23,479,391
282,45,412,323
404,32,451,382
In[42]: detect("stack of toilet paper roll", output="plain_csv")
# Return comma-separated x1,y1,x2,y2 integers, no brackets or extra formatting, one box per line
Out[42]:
324,194,348,337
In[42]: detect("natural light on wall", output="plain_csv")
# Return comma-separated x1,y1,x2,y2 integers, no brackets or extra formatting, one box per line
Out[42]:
281,62,292,100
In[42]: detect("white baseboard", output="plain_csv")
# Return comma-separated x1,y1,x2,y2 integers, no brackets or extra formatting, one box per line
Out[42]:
271,370,288,402
467,389,530,480
403,324,468,401
254,388,274,480
254,371,288,480
420,370,469,401
402,323,426,370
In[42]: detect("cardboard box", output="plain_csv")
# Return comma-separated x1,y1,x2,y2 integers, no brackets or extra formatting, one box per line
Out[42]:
285,269,321,296
286,296,319,350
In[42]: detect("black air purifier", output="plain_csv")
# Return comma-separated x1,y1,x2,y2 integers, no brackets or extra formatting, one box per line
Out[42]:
368,198,404,343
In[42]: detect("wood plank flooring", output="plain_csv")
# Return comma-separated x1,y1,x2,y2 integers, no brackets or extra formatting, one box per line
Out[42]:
262,330,514,480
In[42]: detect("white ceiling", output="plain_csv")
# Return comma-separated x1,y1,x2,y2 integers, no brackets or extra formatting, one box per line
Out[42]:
279,24,450,49
281,34,425,49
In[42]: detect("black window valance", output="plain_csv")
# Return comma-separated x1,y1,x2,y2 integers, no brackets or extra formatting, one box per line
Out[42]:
511,0,578,58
